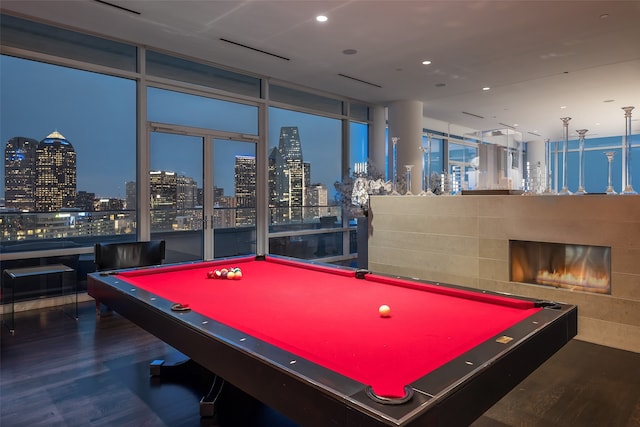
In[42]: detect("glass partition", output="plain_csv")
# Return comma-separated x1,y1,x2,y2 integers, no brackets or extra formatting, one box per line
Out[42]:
464,129,524,190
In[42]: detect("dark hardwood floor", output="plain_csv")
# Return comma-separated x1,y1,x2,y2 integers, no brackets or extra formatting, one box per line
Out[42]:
2,301,639,427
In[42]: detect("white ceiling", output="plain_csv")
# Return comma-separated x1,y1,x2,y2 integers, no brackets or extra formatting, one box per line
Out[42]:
3,0,640,141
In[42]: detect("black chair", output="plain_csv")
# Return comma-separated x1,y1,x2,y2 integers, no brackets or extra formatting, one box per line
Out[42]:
94,240,165,271
93,240,165,314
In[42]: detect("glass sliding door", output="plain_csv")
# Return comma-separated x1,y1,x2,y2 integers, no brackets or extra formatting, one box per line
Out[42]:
212,138,257,258
149,129,258,262
149,130,204,262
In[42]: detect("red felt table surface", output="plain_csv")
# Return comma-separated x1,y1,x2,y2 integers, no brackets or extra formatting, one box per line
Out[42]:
118,257,540,398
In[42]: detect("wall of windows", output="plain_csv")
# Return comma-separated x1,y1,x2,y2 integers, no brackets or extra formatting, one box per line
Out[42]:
0,13,371,274
267,106,345,259
1,55,136,248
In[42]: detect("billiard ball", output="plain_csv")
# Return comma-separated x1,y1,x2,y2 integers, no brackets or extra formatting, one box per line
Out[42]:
227,271,236,280
379,304,391,317
207,270,215,279
234,270,243,279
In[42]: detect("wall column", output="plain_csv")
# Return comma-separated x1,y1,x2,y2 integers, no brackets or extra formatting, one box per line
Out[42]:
527,139,546,191
388,100,423,194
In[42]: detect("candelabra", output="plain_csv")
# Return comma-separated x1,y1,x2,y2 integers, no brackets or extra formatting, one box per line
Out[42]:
621,107,636,194
575,129,588,195
559,117,572,195
605,152,616,195
391,137,400,195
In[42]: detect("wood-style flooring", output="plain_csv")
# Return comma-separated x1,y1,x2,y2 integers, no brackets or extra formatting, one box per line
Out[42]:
2,301,639,427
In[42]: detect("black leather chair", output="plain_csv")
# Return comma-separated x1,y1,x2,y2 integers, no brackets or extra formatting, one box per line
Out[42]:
94,240,165,271
93,240,165,314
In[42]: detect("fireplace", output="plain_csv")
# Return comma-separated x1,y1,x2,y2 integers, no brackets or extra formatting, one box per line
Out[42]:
510,240,611,294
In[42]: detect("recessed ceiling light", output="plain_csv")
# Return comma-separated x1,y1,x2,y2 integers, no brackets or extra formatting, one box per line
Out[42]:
435,83,446,87
421,60,432,65
482,87,490,91
513,124,519,127
603,99,615,103
342,49,357,55
316,15,328,22
560,106,567,109
600,13,609,19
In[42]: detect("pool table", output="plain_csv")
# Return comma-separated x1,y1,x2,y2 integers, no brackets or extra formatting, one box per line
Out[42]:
88,255,577,427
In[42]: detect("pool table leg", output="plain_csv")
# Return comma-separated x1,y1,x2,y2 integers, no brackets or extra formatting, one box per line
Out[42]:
94,298,113,317
149,357,220,417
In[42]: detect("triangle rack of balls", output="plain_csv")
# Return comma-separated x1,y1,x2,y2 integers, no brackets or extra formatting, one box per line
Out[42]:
207,267,243,280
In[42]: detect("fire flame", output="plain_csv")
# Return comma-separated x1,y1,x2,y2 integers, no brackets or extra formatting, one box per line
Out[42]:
536,269,609,293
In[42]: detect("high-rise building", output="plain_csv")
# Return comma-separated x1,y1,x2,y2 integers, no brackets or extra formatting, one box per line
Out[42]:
280,127,304,221
96,197,124,211
125,181,136,210
268,146,285,223
4,136,38,211
34,131,77,212
213,195,236,228
303,161,311,208
176,175,198,210
149,170,177,231
234,155,256,225
306,183,329,220
76,190,96,211
269,126,305,223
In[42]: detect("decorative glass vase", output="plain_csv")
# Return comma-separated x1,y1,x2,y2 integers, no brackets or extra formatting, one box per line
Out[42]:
559,117,572,195
544,139,554,193
419,134,434,195
621,107,636,194
574,129,588,195
404,165,414,195
605,152,617,195
391,137,400,195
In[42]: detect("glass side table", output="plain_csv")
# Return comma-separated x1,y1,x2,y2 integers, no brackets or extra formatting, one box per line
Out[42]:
2,264,76,334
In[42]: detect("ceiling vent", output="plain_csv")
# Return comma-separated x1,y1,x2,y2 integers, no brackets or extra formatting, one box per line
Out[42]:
219,38,290,61
337,74,382,88
461,111,484,119
94,0,141,15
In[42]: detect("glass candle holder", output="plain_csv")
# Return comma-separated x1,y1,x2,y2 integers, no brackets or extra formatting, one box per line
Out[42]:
559,117,572,195
621,107,636,194
575,129,588,195
391,137,400,195
605,151,617,195
404,165,414,195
